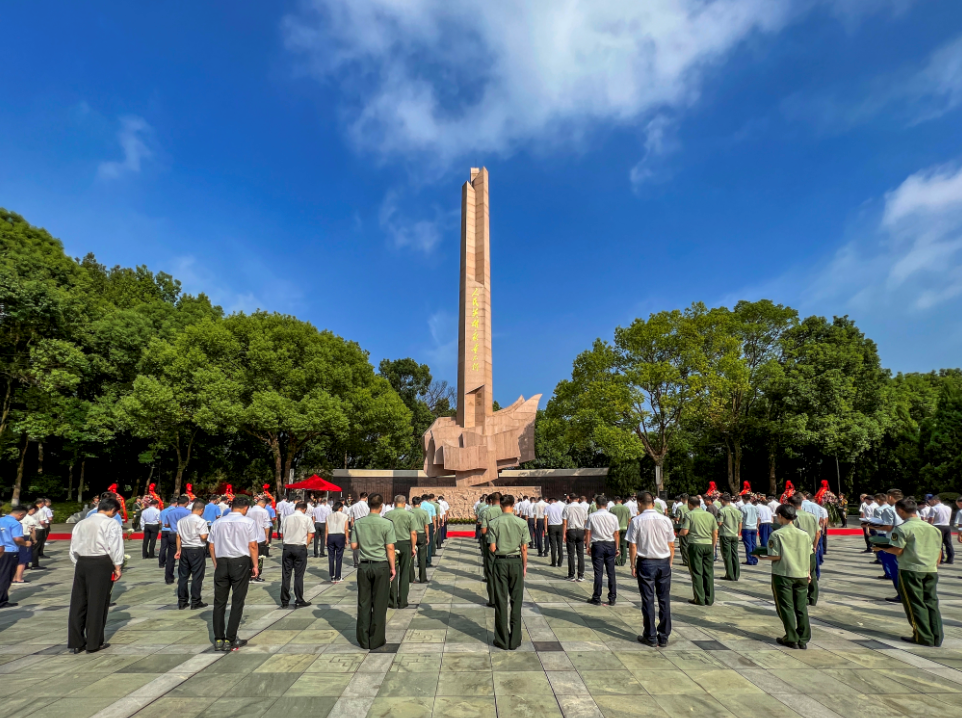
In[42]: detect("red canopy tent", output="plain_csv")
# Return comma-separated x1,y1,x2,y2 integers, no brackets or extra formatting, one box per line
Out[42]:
285,474,343,492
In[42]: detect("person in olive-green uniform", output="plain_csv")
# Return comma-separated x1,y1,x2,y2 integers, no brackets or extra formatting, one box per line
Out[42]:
480,493,503,607
385,496,418,609
488,494,530,651
674,495,691,567
765,504,813,649
350,494,396,650
790,495,821,606
410,497,431,584
717,494,742,581
611,498,632,566
877,498,943,647
679,497,718,605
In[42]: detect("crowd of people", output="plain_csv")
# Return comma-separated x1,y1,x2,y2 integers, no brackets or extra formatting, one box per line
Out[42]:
0,484,950,656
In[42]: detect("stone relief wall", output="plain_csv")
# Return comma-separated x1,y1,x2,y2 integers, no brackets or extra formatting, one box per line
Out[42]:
410,486,542,520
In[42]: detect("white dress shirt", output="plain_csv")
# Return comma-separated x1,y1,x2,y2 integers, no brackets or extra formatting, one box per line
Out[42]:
862,501,877,519
518,499,531,518
626,509,675,559
312,503,332,523
585,508,620,542
534,500,548,520
327,511,349,535
653,497,668,514
756,504,773,523
140,506,161,527
625,500,639,518
283,511,314,545
933,504,952,526
276,500,295,519
208,512,259,558
349,501,370,521
545,503,564,526
177,514,210,548
247,505,273,539
768,500,780,514
562,502,588,530
21,513,42,535
69,512,124,566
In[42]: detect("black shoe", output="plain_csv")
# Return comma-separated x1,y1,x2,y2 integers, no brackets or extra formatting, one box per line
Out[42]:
251,577,265,583
900,636,918,645
0,602,19,609
178,604,189,610
885,596,901,603
70,647,86,654
688,599,703,605
86,643,110,654
191,603,208,610
353,564,359,569
658,639,669,648
586,599,601,606
775,636,797,649
485,602,496,608
229,639,248,651
214,640,226,652
166,580,175,585
294,601,312,609
603,600,615,607
797,642,807,650
637,636,657,647
281,604,290,609
874,575,889,580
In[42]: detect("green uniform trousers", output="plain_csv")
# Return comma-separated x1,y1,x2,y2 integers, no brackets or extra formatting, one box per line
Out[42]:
390,540,412,609
720,536,740,581
617,530,628,566
492,557,524,650
772,575,811,646
687,544,715,605
678,532,690,567
899,570,943,647
412,533,427,584
484,545,496,605
356,561,391,650
807,553,819,606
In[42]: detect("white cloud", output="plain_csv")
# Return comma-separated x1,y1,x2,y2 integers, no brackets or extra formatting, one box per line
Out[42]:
424,309,457,379
172,255,303,315
378,189,456,253
97,116,154,180
629,114,678,191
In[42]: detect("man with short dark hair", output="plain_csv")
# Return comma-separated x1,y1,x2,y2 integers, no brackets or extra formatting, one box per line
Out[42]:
163,496,192,585
140,500,161,559
175,500,210,610
0,505,28,609
562,492,588,582
488,494,529,651
679,495,717,606
628,492,674,647
790,494,821,606
410,497,431,584
248,497,273,583
545,497,565,567
717,494,742,581
352,494,395,650
610,497,631,567
385,494,418,609
764,504,813,649
208,495,259,651
480,492,503,608
585,496,620,606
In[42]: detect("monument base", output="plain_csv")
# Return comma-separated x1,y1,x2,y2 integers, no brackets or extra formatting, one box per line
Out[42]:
410,486,543,520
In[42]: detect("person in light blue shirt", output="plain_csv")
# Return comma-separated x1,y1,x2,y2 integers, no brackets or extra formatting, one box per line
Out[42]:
163,496,192,584
88,496,124,526
422,497,437,566
0,507,28,608
202,498,222,524
739,498,760,566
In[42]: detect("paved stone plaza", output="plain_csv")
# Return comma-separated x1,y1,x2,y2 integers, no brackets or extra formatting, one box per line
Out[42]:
2,534,962,718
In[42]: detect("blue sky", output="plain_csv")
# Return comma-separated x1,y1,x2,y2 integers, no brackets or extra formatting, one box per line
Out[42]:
2,1,962,405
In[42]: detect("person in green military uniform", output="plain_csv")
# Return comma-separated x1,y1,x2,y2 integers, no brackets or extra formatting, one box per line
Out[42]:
717,494,743,581
350,494,396,650
410,496,431,584
487,494,530,651
679,496,717,606
480,492,503,608
789,495,821,606
674,494,691,567
764,504,813,649
876,498,943,647
385,495,418,609
611,498,631,566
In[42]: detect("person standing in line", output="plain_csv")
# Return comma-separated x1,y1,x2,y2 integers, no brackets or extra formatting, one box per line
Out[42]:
274,495,292,544
488,494,529,651
679,496,717,606
954,497,962,551
673,495,690,567
860,493,878,554
351,493,395,651
877,498,943,646
349,493,370,569
789,495,821,606
625,495,639,519
0,505,29,608
519,495,535,548
739,495,760,565
312,494,332,558
247,496,273,583
545,497,565,568
163,496,192,586
627,491,675,647
174,500,210,610
562,493,588,582
476,493,490,543
22,504,43,571
67,497,123,653
428,494,444,554
280,501,314,609
585,496,620,606
756,497,774,548
208,495,259,651
716,494,743,581
158,499,176,571
325,501,350,583
480,493,504,608
14,505,38,584
929,496,954,564
533,496,548,556
33,499,50,560
202,495,222,526
140,500,161,559
874,489,905,603
610,497,631,567
764,504,813,650
438,495,450,546
385,495,418,609
410,497,431,584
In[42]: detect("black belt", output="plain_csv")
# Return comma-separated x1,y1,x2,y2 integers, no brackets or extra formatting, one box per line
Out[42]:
359,560,387,564
495,555,521,560
593,540,616,544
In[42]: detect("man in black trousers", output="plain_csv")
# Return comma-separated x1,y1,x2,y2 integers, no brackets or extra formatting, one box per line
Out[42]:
628,491,676,647
280,502,314,609
0,505,29,609
208,495,259,651
68,497,124,654
174,500,209,610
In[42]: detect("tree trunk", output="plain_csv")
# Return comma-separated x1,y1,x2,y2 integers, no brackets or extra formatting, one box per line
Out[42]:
67,461,75,501
733,441,743,491
174,465,185,497
654,462,664,494
282,451,294,496
768,451,777,496
12,434,28,506
37,442,44,474
79,459,86,503
725,445,737,494
272,439,284,492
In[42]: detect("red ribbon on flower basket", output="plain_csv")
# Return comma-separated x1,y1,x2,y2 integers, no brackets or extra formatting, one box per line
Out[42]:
704,481,721,500
107,483,128,521
814,479,829,505
224,484,235,503
147,483,163,510
185,483,196,501
739,481,752,496
262,484,276,510
779,480,795,505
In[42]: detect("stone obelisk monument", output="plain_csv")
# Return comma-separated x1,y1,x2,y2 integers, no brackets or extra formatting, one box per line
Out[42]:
422,168,540,487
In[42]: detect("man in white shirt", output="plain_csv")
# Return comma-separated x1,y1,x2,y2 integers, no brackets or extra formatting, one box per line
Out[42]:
585,497,620,606
247,497,273,583
312,495,332,558
175,500,210,610
208,495,259,651
928,496,954,564
756,499,774,547
625,497,639,518
438,496,450,546
767,496,780,516
534,497,548,556
545,498,565,567
280,502,315,609
562,493,589,581
36,498,52,559
860,494,878,553
653,495,668,516
627,491,675,647
349,493,370,568
68,497,124,654
140,500,162,559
